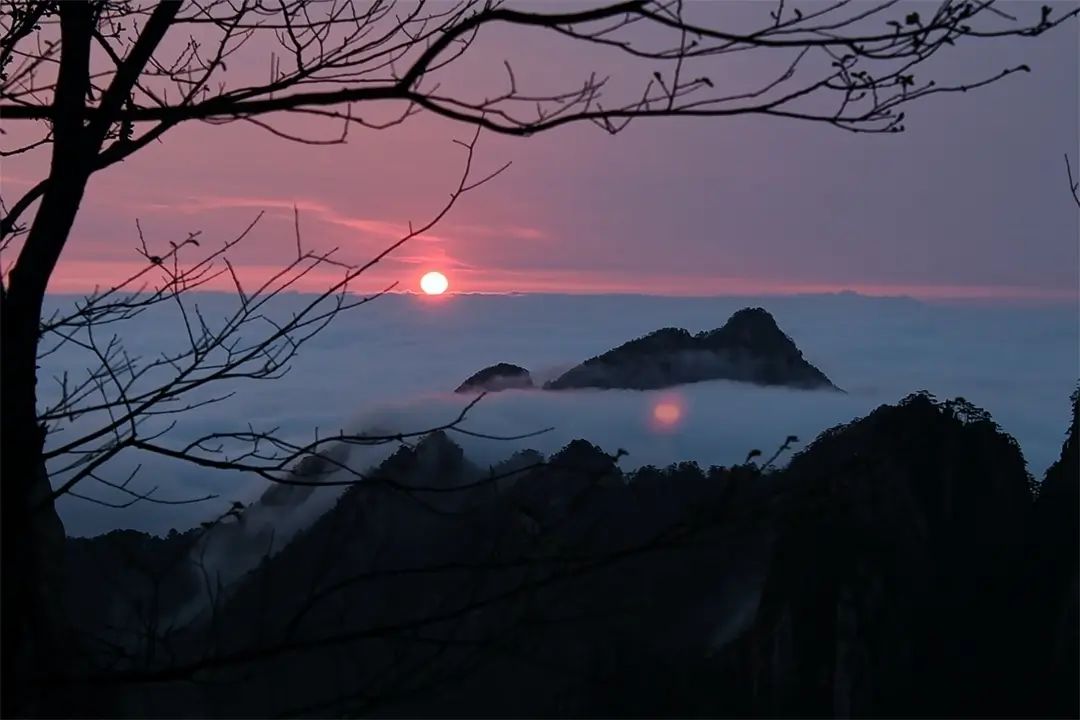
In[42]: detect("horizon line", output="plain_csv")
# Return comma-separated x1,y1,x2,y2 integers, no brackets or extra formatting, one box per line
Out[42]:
42,287,1080,305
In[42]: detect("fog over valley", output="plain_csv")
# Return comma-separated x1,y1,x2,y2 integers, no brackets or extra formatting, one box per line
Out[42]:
42,291,1078,538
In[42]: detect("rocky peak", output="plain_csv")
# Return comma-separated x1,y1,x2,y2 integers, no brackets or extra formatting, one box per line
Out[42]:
414,430,466,473
455,363,533,393
543,307,839,391
698,307,799,357
612,327,696,354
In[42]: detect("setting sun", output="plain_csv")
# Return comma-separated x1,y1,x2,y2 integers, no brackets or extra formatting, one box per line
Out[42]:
420,271,449,295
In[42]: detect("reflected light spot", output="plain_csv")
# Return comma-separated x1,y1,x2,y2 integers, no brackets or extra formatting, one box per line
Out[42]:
653,401,682,427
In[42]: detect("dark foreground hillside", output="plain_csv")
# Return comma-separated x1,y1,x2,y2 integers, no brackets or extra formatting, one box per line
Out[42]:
55,391,1078,718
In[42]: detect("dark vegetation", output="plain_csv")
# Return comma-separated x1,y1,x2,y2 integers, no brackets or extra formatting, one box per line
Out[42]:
458,307,839,394
455,363,534,394
53,389,1079,717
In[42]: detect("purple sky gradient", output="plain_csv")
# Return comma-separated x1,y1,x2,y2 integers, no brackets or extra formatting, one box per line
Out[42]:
3,1,1077,299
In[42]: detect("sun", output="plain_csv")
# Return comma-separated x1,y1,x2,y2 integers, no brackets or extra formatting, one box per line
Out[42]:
420,271,449,295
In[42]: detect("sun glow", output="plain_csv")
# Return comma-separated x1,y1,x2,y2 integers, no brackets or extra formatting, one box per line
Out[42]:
653,402,681,425
650,395,686,433
420,271,449,295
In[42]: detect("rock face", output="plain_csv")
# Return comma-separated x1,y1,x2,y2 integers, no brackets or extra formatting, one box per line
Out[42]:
544,307,839,391
743,393,1034,717
454,362,533,393
1020,388,1078,718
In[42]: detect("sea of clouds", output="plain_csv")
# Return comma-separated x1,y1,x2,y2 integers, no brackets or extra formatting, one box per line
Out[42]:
41,291,1078,537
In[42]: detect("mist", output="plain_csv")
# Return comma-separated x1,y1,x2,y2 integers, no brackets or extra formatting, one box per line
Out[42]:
42,291,1078,538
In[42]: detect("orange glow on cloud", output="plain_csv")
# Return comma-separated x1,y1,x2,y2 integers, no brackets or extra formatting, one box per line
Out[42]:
654,402,681,425
649,395,686,433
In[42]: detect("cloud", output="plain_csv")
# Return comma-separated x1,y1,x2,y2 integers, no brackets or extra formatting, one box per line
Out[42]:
133,194,454,243
107,194,555,281
136,194,550,249
391,252,476,269
445,222,550,241
41,292,1078,538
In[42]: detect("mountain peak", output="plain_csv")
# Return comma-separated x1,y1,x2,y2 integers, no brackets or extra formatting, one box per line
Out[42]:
545,306,839,391
698,307,798,357
455,363,533,394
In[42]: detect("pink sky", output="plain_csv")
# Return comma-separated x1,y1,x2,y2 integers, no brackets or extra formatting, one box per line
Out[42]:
2,2,1077,302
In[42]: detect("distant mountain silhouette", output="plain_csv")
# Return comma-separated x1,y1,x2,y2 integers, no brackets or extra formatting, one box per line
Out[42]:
455,362,533,393
544,307,839,391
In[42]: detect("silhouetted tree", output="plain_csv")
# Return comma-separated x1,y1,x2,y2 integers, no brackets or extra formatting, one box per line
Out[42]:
1,1,1075,715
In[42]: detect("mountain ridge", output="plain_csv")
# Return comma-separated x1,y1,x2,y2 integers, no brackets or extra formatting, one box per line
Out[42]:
455,306,840,394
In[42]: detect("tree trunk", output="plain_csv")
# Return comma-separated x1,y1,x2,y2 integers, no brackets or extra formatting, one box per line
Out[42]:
1,161,104,716
2,2,190,709
2,5,97,710
1,172,103,713
1,292,68,716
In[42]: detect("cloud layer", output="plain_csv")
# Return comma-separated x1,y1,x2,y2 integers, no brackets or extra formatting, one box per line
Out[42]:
42,292,1078,537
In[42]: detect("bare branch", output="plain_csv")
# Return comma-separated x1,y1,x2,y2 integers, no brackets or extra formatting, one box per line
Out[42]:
1066,153,1080,209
